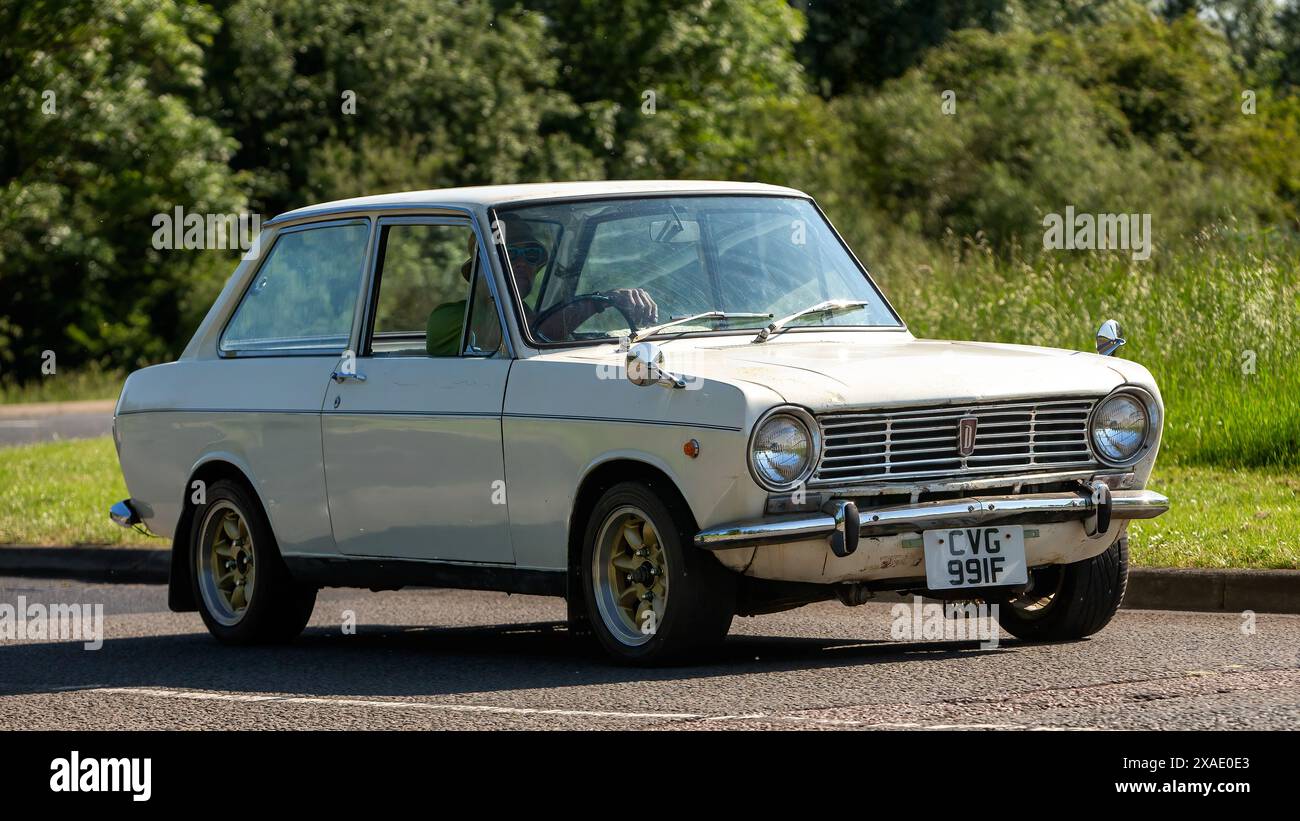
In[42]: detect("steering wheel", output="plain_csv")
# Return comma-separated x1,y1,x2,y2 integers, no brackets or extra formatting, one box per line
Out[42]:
533,292,640,339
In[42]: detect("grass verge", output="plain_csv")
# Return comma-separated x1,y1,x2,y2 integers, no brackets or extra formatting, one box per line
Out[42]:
1,436,1296,568
0,436,159,547
1128,465,1300,570
0,364,124,405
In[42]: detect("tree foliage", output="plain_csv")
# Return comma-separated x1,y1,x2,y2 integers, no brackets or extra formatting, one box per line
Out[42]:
0,0,245,379
1,0,1299,381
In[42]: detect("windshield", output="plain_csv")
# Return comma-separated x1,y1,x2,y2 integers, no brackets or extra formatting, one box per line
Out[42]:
495,195,901,344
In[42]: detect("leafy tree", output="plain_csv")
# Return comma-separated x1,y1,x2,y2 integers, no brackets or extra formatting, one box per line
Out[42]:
201,0,599,214
0,0,245,380
795,0,1154,96
797,0,1013,95
834,17,1283,251
516,0,808,177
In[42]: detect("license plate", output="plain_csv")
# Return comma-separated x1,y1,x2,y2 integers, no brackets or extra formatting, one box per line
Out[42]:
923,525,1028,590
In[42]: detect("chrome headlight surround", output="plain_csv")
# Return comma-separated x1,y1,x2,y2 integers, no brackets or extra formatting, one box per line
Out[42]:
747,405,822,492
1087,386,1160,467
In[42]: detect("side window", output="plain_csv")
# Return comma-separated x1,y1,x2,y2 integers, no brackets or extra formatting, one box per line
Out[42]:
221,221,369,354
368,221,501,357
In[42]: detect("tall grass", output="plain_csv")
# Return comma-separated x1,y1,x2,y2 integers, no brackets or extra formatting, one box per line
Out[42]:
0,361,124,404
864,227,1300,468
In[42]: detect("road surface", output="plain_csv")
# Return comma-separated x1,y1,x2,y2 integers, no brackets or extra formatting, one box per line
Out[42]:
0,400,113,447
0,575,1296,730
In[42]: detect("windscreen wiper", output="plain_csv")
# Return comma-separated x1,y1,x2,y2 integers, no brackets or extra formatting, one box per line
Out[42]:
628,311,773,344
751,299,872,343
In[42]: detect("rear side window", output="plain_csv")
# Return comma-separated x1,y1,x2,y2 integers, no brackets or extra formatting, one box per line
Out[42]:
221,221,370,354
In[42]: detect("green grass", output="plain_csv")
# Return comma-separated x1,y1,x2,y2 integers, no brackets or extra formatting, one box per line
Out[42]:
0,437,159,547
1128,466,1300,569
0,363,124,405
0,436,1296,568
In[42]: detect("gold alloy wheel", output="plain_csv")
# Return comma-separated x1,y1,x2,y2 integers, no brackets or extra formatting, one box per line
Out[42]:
1007,565,1064,618
592,506,669,647
197,500,256,627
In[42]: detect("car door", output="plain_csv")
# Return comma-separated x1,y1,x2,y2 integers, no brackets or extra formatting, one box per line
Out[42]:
321,215,515,564
213,218,374,558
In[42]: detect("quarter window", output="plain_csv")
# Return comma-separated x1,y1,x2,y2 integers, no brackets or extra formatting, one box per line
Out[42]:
221,221,369,354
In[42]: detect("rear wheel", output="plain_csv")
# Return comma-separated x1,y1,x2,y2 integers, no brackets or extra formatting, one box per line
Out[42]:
992,535,1128,641
581,482,735,664
190,479,317,644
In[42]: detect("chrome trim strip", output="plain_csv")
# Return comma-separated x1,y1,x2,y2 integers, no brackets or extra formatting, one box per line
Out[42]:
114,408,741,429
264,203,474,227
804,469,1134,498
502,412,742,432
115,408,321,416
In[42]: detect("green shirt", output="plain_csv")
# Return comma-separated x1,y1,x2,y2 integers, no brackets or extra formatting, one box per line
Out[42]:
425,300,466,357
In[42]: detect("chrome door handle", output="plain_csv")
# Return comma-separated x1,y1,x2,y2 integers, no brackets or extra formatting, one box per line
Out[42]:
331,371,366,383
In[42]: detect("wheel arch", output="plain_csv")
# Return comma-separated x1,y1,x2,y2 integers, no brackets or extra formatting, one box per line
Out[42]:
564,458,700,623
167,456,263,612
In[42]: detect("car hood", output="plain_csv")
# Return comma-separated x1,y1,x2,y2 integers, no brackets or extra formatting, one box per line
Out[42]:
660,334,1134,411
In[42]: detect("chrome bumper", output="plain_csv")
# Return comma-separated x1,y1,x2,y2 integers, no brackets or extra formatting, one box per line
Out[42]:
109,498,140,529
694,481,1169,554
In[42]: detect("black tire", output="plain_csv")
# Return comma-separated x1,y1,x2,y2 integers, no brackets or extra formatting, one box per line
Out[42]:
580,481,736,665
189,479,317,644
992,535,1128,641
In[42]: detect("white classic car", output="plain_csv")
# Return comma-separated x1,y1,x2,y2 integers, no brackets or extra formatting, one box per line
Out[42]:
111,180,1169,663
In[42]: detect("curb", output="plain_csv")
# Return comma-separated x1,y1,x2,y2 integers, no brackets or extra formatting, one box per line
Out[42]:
0,546,169,585
0,547,1297,613
1125,567,1300,614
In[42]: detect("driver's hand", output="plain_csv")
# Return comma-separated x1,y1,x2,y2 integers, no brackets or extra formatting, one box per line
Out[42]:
606,288,659,326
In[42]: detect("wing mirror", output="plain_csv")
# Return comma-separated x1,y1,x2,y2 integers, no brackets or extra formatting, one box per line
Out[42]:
626,341,687,389
1095,319,1126,356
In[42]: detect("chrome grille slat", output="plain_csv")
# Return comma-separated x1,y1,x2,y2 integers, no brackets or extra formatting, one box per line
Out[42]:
811,398,1099,486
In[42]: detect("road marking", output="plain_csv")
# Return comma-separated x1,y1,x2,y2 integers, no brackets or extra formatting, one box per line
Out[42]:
89,687,705,721
83,687,1092,729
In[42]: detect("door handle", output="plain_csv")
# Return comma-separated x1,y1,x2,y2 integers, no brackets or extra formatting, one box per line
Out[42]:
331,370,366,383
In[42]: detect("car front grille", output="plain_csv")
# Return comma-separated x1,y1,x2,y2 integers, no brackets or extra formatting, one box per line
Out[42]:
810,398,1099,486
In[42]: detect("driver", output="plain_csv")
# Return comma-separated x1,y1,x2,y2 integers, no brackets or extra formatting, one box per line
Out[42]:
500,214,658,340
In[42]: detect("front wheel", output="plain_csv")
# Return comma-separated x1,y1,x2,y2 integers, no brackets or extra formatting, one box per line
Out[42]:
580,482,735,664
190,479,317,644
991,535,1128,641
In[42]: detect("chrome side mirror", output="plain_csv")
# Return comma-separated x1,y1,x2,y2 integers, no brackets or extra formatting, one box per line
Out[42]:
1095,319,1126,356
626,341,686,389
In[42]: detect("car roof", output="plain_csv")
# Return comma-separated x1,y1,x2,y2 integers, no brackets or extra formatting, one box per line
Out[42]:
265,180,809,226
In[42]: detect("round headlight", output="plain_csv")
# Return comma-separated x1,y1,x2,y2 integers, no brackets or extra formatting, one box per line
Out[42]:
750,410,815,490
1090,392,1150,465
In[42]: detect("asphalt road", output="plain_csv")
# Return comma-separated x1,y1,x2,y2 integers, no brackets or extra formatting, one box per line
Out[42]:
1,575,1297,730
0,401,113,447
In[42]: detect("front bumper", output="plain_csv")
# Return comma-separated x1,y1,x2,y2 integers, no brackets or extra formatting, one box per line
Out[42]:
694,481,1169,553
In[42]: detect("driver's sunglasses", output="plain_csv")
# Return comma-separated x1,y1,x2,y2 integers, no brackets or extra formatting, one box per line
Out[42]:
507,241,549,268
